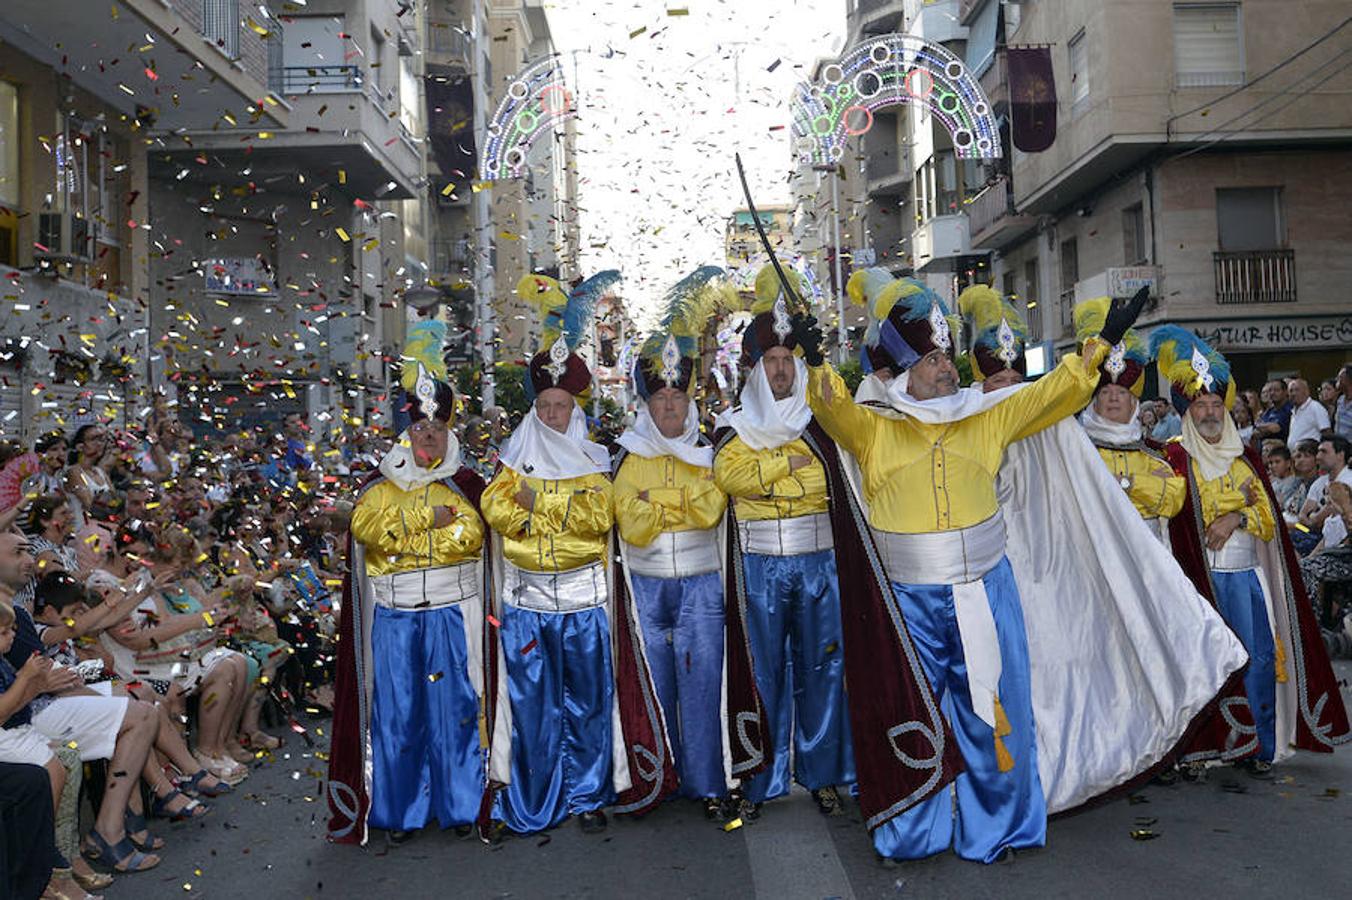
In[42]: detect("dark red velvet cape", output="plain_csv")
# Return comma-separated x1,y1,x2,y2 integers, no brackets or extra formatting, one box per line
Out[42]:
1164,441,1350,760
715,421,963,829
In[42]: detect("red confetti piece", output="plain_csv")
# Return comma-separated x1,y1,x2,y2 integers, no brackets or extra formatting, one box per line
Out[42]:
487,614,501,628
520,638,538,655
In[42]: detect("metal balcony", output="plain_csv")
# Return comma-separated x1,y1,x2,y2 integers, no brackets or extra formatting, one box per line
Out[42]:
271,65,364,95
1213,250,1296,304
965,176,1037,251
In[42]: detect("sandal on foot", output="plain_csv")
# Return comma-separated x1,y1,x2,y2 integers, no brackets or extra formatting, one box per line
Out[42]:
194,752,248,786
82,829,160,873
244,730,282,750
151,788,211,822
224,743,254,763
72,868,114,891
123,811,165,851
180,769,233,797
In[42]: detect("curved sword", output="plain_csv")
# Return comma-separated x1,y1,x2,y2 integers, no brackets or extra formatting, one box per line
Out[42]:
734,153,804,312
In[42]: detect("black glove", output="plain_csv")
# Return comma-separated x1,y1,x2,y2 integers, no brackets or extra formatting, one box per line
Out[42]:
790,313,825,366
1099,286,1150,346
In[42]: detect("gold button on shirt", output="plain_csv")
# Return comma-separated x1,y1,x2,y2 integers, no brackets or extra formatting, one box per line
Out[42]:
1192,454,1276,540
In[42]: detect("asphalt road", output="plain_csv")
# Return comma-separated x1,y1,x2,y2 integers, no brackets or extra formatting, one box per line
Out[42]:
103,661,1352,900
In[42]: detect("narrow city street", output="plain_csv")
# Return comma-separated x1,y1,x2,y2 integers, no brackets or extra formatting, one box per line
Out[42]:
103,662,1352,900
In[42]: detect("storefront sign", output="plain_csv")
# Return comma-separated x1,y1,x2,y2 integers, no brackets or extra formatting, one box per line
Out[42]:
1107,266,1158,298
1174,314,1352,352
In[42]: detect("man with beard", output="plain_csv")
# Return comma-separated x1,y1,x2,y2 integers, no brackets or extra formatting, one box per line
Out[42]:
713,263,854,818
1153,326,1350,778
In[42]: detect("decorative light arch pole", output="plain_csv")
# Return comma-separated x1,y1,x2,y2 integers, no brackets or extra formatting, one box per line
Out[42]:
791,34,1002,360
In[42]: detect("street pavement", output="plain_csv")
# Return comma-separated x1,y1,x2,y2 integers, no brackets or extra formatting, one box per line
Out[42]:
104,661,1352,900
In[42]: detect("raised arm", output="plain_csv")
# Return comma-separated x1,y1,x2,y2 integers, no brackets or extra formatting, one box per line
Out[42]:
993,341,1109,446
806,363,877,459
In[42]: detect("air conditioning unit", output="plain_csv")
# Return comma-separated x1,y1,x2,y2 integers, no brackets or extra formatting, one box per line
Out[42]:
36,212,92,262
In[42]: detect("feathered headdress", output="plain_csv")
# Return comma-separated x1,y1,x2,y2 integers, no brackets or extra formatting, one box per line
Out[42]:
844,268,956,374
959,284,1028,381
1150,325,1234,414
1073,297,1149,397
396,319,456,424
635,266,735,398
518,270,621,401
742,261,808,365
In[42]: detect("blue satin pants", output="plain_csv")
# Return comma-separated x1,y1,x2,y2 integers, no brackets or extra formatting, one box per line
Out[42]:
1213,569,1278,761
872,558,1046,863
369,604,483,831
494,604,615,834
740,549,855,803
631,571,726,799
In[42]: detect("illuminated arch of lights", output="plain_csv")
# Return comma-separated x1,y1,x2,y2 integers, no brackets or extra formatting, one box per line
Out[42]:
480,56,576,181
792,34,1002,168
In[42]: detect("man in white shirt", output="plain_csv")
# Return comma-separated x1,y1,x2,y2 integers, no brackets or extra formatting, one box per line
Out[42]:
1287,378,1331,450
1297,436,1352,537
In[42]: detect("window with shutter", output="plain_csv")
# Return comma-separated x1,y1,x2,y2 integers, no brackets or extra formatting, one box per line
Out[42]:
1174,3,1244,87
1069,29,1089,105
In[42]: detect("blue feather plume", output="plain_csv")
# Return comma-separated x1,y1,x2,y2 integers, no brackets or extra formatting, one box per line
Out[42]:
564,270,622,349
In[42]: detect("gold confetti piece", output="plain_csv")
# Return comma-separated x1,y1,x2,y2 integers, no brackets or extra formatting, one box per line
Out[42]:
67,740,79,749
428,671,444,682
1129,829,1159,841
335,227,350,242
630,26,647,37
246,17,270,36
667,7,689,14
441,182,456,196
471,180,490,192
257,131,274,139
338,169,346,184
362,238,379,251
63,617,76,628
723,817,743,832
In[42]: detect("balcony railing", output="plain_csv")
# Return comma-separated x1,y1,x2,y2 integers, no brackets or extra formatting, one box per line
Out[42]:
1213,249,1296,304
271,65,364,95
965,176,1013,238
1025,301,1043,341
428,24,473,64
1059,288,1075,329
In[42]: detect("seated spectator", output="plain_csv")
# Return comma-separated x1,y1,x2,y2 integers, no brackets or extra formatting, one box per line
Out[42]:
1292,437,1352,557
0,533,162,876
1256,378,1293,444
22,433,67,503
64,424,117,530
1151,398,1182,441
1264,444,1307,523
1300,482,1352,626
0,603,109,899
1293,438,1321,488
26,495,79,576
0,759,70,900
96,525,251,785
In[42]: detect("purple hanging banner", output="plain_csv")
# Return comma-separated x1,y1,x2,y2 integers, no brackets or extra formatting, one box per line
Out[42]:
1008,46,1058,153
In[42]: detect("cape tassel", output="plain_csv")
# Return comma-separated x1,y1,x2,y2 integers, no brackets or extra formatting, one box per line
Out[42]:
1274,634,1289,684
993,695,1015,773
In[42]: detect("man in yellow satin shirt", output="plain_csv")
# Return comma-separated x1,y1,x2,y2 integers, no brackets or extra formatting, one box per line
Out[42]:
713,264,854,819
481,273,620,838
327,367,489,846
613,267,731,818
797,281,1144,864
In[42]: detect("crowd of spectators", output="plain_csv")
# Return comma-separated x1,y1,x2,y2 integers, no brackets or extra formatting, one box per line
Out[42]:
0,404,369,899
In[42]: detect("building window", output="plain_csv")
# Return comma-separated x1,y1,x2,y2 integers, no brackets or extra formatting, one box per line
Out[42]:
1002,269,1016,302
278,17,356,94
1122,203,1147,265
1023,257,1041,340
0,81,17,208
1216,187,1283,250
399,58,422,137
1173,3,1244,87
202,0,241,59
1059,238,1078,327
1068,29,1089,106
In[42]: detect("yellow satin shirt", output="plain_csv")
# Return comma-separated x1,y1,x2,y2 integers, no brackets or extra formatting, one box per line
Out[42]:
350,479,484,577
807,345,1106,534
1095,446,1187,520
613,454,727,547
1191,454,1276,540
713,436,829,522
480,466,613,572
